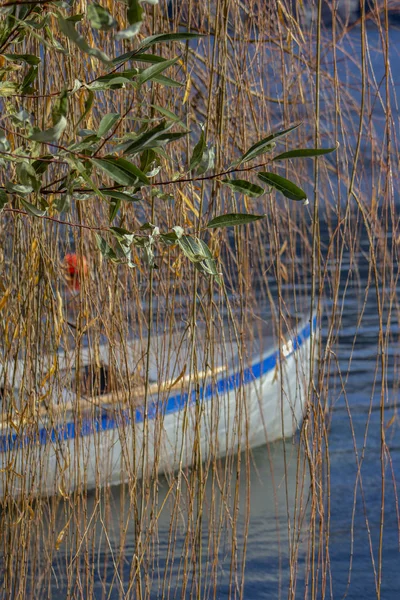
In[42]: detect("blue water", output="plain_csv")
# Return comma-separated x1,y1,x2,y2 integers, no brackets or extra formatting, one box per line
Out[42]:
156,22,400,599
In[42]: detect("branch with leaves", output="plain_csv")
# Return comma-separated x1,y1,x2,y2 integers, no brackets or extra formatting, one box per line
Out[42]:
0,0,336,282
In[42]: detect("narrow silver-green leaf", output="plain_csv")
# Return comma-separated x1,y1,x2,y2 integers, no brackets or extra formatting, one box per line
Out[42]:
136,57,179,86
221,179,265,198
116,23,142,40
106,191,142,202
193,239,221,282
30,116,67,142
112,52,166,66
189,127,206,171
273,147,336,161
127,0,144,26
177,235,221,282
123,121,184,155
149,104,183,123
98,113,120,137
57,14,110,63
92,158,138,186
177,235,207,262
110,226,135,247
20,198,47,217
91,157,149,186
109,198,120,222
207,213,266,228
87,3,116,30
196,144,215,175
3,53,40,65
115,0,143,39
138,32,204,52
5,183,33,196
258,172,308,203
112,157,150,185
238,123,301,164
95,234,117,259
151,74,183,88
133,54,167,64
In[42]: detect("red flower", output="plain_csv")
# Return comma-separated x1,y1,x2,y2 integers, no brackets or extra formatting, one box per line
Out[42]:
64,254,88,290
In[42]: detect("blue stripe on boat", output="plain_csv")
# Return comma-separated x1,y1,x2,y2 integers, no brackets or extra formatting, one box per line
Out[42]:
0,317,315,453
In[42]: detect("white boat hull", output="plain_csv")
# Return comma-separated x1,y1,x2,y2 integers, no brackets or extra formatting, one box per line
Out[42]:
0,316,315,499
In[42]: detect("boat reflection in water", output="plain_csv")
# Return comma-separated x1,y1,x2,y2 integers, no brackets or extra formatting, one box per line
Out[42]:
43,439,310,599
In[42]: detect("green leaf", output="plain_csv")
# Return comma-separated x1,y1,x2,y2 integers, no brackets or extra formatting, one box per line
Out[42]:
105,191,141,202
273,147,337,160
97,230,135,266
5,182,33,196
30,116,67,142
258,172,308,203
207,213,266,228
10,109,30,126
221,179,265,198
95,234,118,260
98,113,120,137
138,32,204,52
86,77,131,91
123,121,181,155
16,161,40,192
52,89,68,123
160,232,178,246
172,225,184,239
21,66,38,93
57,14,110,64
115,0,143,39
177,235,209,262
66,14,85,23
238,123,301,164
54,194,70,213
42,23,68,53
111,51,166,66
111,157,150,185
196,144,215,175
91,157,149,186
32,156,52,175
92,158,136,186
123,121,170,154
87,3,116,30
20,198,47,217
3,53,40,65
189,127,206,172
149,104,183,123
115,23,142,39
131,53,167,64
136,57,179,86
177,235,221,282
0,130,10,153
111,50,137,66
110,226,135,247
109,198,120,222
0,190,8,213
140,148,158,176
68,136,99,152
151,188,173,201
150,73,183,88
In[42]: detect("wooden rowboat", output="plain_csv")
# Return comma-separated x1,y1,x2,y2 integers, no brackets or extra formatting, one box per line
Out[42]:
0,314,316,500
